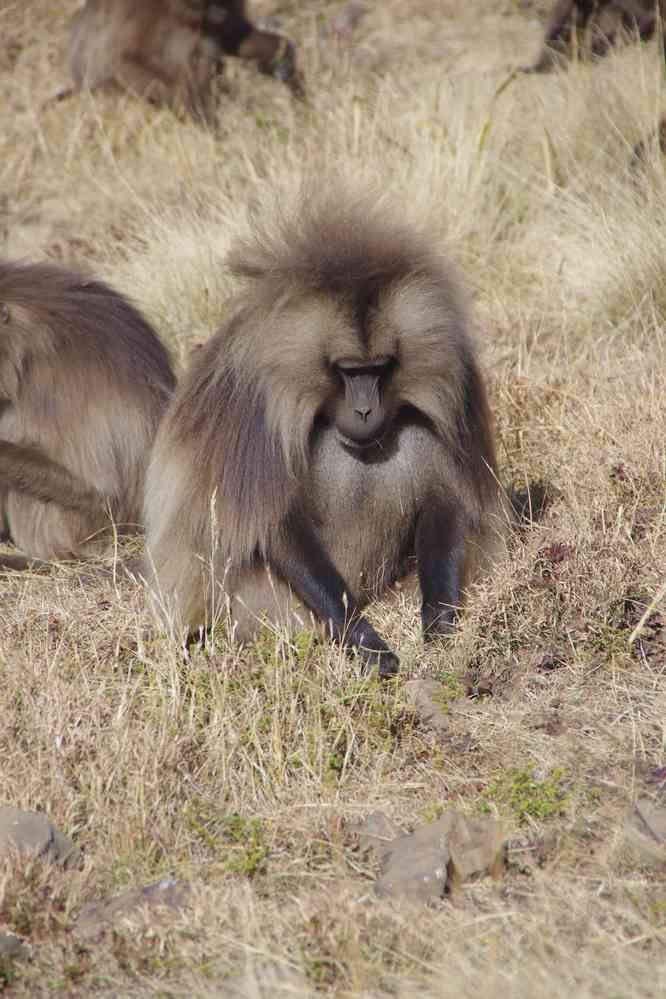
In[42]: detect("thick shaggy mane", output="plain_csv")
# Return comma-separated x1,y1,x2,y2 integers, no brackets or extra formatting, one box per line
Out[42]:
228,192,448,303
148,193,496,579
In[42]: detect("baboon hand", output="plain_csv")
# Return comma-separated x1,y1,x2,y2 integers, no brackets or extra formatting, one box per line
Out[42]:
347,621,400,678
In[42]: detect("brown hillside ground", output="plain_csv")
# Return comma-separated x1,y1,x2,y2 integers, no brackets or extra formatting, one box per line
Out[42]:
1,1,666,995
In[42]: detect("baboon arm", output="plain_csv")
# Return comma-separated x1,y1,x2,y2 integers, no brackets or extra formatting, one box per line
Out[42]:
416,495,466,639
269,511,399,677
0,440,105,515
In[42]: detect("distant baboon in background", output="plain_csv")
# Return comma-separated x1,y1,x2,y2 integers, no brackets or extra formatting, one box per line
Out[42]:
62,0,303,118
143,195,507,676
526,1,664,72
0,260,175,570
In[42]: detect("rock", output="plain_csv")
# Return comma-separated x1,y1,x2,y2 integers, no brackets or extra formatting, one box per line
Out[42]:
0,932,31,962
0,807,81,869
376,819,450,903
533,649,566,671
74,878,191,942
352,811,401,861
224,962,311,998
405,679,451,736
376,811,506,903
624,799,666,863
446,812,506,888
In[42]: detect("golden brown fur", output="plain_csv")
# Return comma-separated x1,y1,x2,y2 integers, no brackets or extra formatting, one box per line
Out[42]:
0,260,175,565
63,0,302,117
143,194,507,670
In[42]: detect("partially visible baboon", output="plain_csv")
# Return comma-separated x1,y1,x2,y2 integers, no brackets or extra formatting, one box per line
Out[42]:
0,260,175,568
526,1,664,73
143,195,508,676
61,0,303,117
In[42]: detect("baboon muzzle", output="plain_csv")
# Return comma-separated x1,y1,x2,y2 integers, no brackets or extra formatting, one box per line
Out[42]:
337,371,385,444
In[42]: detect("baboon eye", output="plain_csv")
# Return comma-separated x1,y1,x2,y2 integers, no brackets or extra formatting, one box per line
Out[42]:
0,303,10,324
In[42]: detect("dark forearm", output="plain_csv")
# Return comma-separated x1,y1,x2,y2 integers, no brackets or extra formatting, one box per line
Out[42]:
269,510,399,676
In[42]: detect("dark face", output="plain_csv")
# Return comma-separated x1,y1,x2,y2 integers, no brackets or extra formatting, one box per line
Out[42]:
331,358,396,447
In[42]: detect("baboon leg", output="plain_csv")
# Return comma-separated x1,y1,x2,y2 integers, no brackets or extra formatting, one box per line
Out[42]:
0,440,105,515
269,511,399,677
6,494,107,562
416,496,466,639
0,553,50,572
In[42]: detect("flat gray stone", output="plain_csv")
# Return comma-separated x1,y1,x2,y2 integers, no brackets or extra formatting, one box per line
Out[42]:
376,811,506,903
0,932,31,962
624,799,666,862
446,812,506,887
0,807,80,868
376,819,451,902
74,878,191,942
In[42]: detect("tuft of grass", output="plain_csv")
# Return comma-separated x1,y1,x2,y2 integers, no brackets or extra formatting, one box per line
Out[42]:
482,768,570,822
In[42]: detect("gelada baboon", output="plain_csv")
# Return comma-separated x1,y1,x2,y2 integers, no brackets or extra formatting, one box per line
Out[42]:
143,194,507,676
0,260,175,570
63,0,303,117
526,0,664,73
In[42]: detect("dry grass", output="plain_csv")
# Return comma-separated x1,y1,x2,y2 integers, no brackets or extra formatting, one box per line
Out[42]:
1,0,666,995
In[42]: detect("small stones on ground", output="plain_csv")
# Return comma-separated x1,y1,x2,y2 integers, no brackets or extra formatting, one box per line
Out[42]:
0,807,81,869
74,878,191,942
224,961,311,998
374,810,506,903
0,932,31,962
534,649,567,671
623,798,666,863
